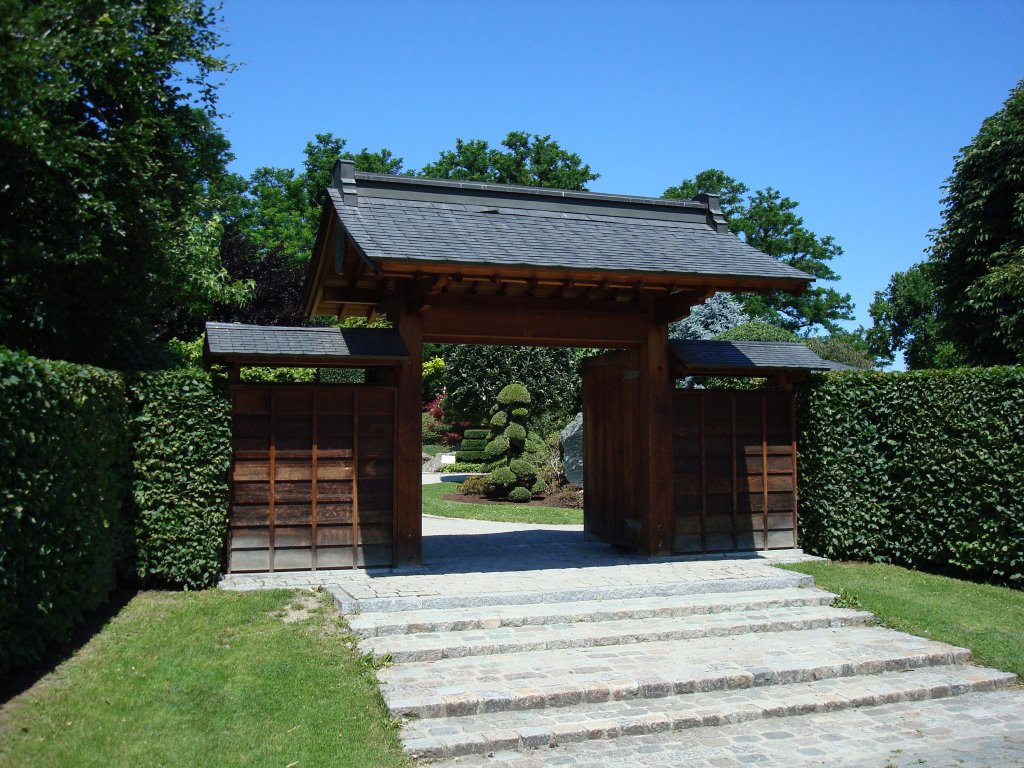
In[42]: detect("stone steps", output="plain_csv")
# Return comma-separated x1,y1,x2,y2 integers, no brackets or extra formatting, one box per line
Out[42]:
379,625,974,720
438,690,1024,767
402,666,1017,760
332,571,813,614
360,604,873,663
348,586,837,638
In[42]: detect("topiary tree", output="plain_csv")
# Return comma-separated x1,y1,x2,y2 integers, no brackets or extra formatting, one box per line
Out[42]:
484,384,546,502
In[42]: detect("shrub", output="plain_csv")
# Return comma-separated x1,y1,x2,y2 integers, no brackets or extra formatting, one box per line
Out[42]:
511,407,529,420
797,367,1024,587
489,466,517,491
0,350,130,676
130,369,231,589
489,411,508,428
460,475,494,496
454,450,488,463
484,435,510,457
497,383,531,406
530,477,548,495
508,486,532,503
504,422,527,446
463,428,490,441
509,458,539,482
459,438,487,452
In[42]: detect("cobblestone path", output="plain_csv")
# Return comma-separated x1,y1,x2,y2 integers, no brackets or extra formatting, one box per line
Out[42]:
222,516,1023,766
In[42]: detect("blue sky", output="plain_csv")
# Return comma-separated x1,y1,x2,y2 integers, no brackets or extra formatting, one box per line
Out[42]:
215,0,1023,342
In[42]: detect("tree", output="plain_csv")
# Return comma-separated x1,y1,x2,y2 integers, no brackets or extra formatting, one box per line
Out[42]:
442,345,582,429
664,171,854,334
929,79,1024,365
0,0,250,366
236,133,407,266
421,131,599,190
670,292,749,340
867,262,962,369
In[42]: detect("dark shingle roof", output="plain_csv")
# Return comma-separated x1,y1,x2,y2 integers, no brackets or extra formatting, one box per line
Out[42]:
669,340,852,372
328,182,811,283
204,322,408,364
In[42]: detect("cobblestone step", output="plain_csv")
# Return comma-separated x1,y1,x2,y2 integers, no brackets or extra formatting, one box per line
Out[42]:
379,625,973,720
331,571,813,614
361,604,872,663
437,689,1024,767
348,587,837,638
401,665,1017,759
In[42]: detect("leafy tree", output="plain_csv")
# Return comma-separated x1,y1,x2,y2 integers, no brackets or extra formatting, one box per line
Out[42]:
0,0,250,366
929,79,1024,365
421,131,599,190
804,330,877,370
235,133,407,266
664,171,854,334
867,262,963,369
670,292,749,340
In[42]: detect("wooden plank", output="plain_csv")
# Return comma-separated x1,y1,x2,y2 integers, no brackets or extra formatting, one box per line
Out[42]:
731,394,738,552
761,394,768,551
791,392,799,548
352,390,360,569
640,312,673,555
269,390,277,572
394,286,423,565
699,394,707,553
311,391,319,571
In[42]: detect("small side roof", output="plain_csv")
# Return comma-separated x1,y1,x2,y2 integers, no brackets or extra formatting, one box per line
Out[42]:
669,339,853,375
204,322,408,367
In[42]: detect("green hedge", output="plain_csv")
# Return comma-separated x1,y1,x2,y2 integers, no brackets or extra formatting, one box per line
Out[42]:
797,368,1024,586
0,350,131,675
131,370,231,589
455,450,488,463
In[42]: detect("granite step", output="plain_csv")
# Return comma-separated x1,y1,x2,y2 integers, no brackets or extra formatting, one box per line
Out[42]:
379,624,973,720
331,571,813,614
437,689,1024,767
401,665,1017,759
360,604,873,663
348,586,837,638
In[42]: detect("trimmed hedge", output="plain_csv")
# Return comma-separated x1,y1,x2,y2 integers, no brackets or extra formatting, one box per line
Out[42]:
0,350,131,675
797,368,1024,586
131,370,232,589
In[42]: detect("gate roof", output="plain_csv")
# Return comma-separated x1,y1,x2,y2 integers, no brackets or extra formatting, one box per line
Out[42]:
302,161,813,324
669,339,853,376
204,322,408,367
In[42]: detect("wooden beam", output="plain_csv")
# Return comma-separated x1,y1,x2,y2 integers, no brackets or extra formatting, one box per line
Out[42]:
392,284,423,566
424,292,645,315
421,305,650,347
322,287,390,305
653,289,713,324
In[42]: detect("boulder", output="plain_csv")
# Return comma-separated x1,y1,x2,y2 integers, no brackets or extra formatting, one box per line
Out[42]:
559,412,584,486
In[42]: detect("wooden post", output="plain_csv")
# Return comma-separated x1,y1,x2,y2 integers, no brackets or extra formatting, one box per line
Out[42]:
639,306,673,555
393,285,423,566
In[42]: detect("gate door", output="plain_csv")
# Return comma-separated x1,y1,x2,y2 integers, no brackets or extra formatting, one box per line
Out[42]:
228,384,396,572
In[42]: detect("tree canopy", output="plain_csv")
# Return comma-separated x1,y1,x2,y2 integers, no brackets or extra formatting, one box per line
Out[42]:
663,170,854,335
0,0,250,366
928,79,1024,365
867,262,962,369
669,293,749,340
420,131,599,190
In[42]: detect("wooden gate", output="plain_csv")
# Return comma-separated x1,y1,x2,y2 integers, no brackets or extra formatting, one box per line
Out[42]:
228,384,396,572
672,390,797,553
582,352,642,549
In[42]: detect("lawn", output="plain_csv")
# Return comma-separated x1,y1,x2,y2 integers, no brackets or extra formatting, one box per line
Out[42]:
778,561,1024,678
0,590,408,768
422,481,583,525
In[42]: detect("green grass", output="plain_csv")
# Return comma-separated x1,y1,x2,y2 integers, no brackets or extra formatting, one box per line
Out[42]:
0,590,408,768
423,481,583,525
421,443,445,456
778,561,1024,678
